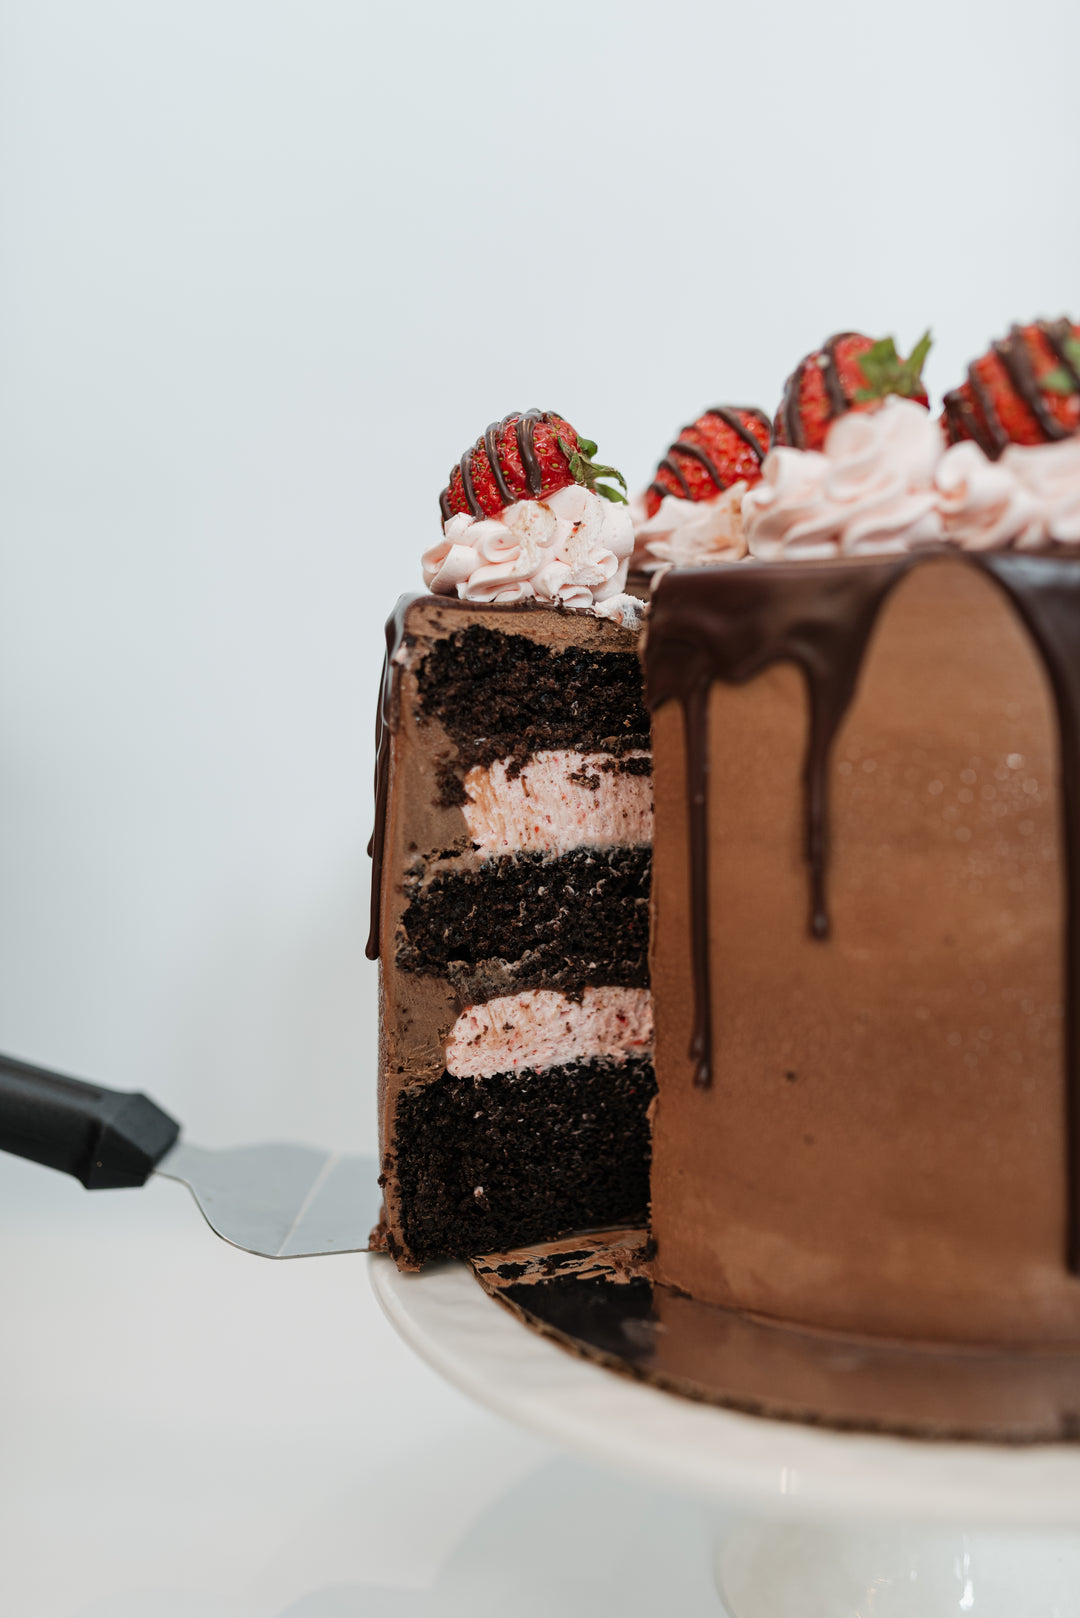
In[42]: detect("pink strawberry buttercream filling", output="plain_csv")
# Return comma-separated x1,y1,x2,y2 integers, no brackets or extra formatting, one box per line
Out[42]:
461,749,652,856
445,986,653,1079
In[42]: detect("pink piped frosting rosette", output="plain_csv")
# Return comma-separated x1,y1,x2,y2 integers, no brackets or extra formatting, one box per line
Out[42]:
742,396,1080,560
423,483,634,610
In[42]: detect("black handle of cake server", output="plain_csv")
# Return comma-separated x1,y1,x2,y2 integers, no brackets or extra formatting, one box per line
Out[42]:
0,1051,180,1189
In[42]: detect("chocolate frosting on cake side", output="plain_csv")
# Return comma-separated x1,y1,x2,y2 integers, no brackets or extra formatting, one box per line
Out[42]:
645,556,916,1086
644,553,1080,1344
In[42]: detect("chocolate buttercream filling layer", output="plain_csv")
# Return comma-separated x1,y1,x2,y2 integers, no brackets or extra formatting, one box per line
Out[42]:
396,845,651,993
645,550,1080,1272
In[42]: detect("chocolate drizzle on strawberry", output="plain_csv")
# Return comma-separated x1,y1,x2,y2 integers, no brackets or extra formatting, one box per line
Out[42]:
706,405,772,460
780,332,859,450
966,364,1009,457
942,375,1001,459
645,551,1080,1274
995,326,1072,443
646,407,770,507
650,455,694,503
439,409,554,522
484,422,514,506
458,450,482,519
515,407,546,496
669,440,726,491
944,322,1080,459
780,361,808,450
820,334,851,417
1042,319,1080,390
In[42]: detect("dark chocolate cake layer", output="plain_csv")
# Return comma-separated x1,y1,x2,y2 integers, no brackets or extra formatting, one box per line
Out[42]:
397,846,651,989
391,1055,657,1263
416,622,650,788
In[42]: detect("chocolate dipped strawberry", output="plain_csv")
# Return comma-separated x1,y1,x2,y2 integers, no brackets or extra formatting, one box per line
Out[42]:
941,320,1080,460
774,331,931,452
643,407,771,519
439,410,627,523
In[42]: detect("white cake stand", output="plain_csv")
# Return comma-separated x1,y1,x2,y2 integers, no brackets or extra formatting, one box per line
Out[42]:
370,1251,1080,1617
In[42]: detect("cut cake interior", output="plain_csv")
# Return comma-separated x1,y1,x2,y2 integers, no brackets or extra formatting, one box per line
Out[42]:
370,595,654,1267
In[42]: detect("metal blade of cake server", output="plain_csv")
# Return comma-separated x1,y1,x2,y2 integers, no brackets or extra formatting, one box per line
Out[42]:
156,1141,381,1258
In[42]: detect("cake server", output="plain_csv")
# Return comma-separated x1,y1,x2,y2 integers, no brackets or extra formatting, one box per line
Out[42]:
0,1051,380,1257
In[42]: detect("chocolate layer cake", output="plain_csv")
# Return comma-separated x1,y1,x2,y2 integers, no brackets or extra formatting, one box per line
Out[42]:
369,595,654,1267
372,342,1080,1431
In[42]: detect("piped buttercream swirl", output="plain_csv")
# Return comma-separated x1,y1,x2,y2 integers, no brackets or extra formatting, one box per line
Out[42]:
935,441,1042,550
1006,438,1080,549
741,396,1080,560
423,484,633,609
629,486,747,574
743,397,944,560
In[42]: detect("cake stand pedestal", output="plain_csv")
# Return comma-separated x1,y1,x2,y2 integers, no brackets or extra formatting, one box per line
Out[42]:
370,1253,1080,1616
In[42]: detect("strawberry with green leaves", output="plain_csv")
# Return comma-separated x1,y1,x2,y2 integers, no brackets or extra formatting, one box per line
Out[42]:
774,331,932,452
439,410,627,523
942,320,1080,459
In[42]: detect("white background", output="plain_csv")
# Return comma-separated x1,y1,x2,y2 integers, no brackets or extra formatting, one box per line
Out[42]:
2,2,1079,1612
3,0,1080,1150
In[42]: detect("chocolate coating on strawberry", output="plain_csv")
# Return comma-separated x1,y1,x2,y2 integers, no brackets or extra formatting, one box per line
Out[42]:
775,331,931,453
644,406,771,518
439,411,626,522
942,319,1080,460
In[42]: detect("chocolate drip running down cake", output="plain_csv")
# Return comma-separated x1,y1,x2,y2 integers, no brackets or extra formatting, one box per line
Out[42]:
645,552,1080,1346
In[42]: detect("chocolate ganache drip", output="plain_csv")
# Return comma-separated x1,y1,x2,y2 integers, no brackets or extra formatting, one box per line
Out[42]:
366,595,416,961
645,557,914,1086
644,551,1080,1274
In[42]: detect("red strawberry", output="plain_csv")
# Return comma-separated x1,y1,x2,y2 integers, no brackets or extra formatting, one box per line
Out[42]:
774,331,931,452
941,320,1080,459
439,410,626,522
643,406,772,519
